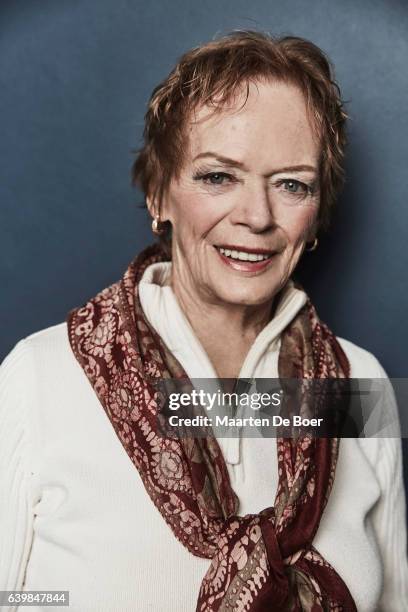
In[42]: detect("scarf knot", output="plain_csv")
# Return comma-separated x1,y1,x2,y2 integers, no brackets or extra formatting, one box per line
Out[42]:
199,508,291,611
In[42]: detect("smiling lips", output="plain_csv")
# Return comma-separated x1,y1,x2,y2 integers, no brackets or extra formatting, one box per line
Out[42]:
214,244,277,273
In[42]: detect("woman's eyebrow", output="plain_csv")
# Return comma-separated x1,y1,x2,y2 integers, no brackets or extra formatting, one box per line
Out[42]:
193,152,247,169
269,164,317,175
192,153,317,175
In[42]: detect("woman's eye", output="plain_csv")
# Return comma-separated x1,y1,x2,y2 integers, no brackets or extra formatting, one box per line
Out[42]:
283,179,307,193
202,172,232,185
277,179,314,197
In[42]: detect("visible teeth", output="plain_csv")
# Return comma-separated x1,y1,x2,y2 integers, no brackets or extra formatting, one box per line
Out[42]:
247,253,259,261
218,247,270,261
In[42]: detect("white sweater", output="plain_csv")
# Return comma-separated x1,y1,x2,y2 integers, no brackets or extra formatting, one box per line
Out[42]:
0,261,407,612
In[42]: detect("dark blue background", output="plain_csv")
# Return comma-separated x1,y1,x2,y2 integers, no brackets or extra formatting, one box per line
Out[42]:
1,0,407,476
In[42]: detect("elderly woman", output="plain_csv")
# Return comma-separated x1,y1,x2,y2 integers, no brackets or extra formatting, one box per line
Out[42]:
0,31,407,612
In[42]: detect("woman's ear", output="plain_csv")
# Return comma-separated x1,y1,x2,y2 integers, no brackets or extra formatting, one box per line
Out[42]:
307,210,320,242
146,187,171,223
146,194,156,218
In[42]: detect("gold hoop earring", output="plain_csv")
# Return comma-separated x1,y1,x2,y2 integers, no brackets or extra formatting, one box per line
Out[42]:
305,238,318,252
151,214,165,235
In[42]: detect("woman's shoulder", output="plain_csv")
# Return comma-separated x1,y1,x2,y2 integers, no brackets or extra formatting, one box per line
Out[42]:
0,323,74,492
336,336,402,457
11,320,70,351
1,321,80,390
0,321,101,454
335,336,388,379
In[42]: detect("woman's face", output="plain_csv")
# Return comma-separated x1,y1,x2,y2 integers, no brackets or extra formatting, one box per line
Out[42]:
159,79,320,309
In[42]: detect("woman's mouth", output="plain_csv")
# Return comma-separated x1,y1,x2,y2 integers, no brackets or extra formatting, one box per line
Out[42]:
214,245,276,273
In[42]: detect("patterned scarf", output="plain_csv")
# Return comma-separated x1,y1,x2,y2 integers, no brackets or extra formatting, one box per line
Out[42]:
67,243,357,612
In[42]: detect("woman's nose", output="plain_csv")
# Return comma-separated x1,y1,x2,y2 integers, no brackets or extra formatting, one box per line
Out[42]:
229,183,276,233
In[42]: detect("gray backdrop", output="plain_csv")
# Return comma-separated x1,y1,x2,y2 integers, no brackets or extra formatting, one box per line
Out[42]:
1,0,407,479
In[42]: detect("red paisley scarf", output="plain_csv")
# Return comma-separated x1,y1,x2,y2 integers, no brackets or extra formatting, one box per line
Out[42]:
67,243,357,612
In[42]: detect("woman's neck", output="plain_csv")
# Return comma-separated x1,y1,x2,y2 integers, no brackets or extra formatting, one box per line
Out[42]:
171,278,275,379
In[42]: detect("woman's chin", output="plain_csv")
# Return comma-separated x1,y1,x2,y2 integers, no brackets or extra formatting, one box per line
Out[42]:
209,281,279,309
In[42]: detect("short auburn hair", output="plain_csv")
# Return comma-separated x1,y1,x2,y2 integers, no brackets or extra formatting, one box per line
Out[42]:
132,30,348,232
